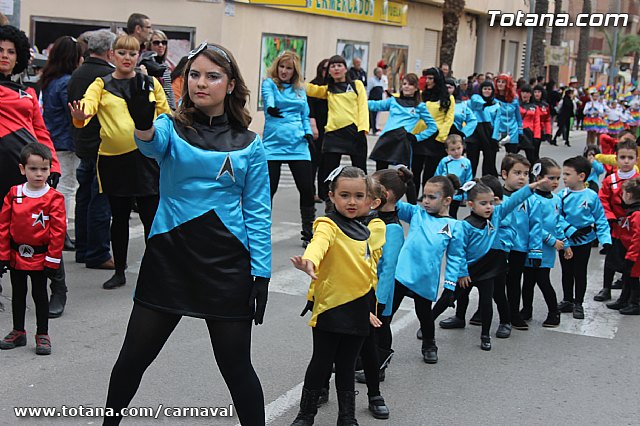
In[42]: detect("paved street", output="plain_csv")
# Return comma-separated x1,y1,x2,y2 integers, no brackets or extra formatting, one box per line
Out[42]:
1,129,639,426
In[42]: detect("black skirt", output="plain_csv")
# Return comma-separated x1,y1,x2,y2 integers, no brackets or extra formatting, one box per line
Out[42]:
315,288,375,336
97,149,159,197
369,127,411,165
323,124,367,157
469,249,508,282
412,134,447,157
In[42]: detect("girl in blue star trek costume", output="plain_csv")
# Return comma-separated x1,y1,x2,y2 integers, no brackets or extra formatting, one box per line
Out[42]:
102,43,271,426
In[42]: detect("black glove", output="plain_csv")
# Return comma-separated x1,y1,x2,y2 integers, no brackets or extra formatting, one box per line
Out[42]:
300,300,314,316
377,303,386,316
266,107,283,118
442,288,456,307
623,259,635,275
44,267,57,280
303,133,315,146
406,132,418,144
600,243,612,255
570,227,592,244
250,276,269,325
126,73,156,131
0,260,9,278
529,258,542,268
47,172,61,189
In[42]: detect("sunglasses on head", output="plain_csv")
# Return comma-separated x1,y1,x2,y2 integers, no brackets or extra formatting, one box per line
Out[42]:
152,40,168,46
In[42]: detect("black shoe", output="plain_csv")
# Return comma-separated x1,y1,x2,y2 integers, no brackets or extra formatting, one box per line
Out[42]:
48,293,66,318
317,388,329,407
573,303,585,319
520,308,532,321
542,311,561,328
550,139,558,146
594,288,611,301
558,300,574,313
439,316,465,329
416,328,423,340
469,310,482,326
565,141,571,147
103,273,126,289
63,233,75,251
336,390,358,426
422,340,438,364
496,323,512,338
611,279,623,290
480,335,491,351
511,319,529,330
619,303,640,315
368,395,389,420
292,388,320,425
606,298,627,310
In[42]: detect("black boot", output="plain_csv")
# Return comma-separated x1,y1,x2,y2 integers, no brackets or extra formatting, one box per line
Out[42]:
48,293,66,318
422,340,438,364
317,388,329,407
607,280,630,310
594,288,611,301
300,206,316,248
619,288,640,315
291,388,321,426
368,395,389,419
103,273,126,290
336,390,359,426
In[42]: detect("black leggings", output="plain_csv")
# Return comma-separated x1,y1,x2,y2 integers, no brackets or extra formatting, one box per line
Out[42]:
506,251,527,323
559,243,592,304
303,328,364,392
104,304,264,426
522,267,558,315
360,327,381,397
310,133,324,196
268,160,315,208
465,139,498,178
107,195,158,275
318,153,367,200
411,154,441,195
493,271,510,324
554,117,571,142
433,279,495,336
10,270,48,335
390,281,434,343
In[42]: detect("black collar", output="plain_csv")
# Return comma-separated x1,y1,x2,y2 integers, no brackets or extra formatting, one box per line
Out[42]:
465,211,491,228
535,189,553,199
626,202,640,214
378,209,400,225
503,186,516,196
396,97,419,108
193,111,229,127
327,211,370,241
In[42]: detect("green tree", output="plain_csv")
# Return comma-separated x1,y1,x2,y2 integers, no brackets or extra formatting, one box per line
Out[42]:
548,0,563,83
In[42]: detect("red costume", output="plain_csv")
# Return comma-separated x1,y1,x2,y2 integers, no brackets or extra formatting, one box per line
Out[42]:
536,101,552,138
0,80,60,197
520,102,541,139
619,204,640,277
599,170,640,239
0,184,66,271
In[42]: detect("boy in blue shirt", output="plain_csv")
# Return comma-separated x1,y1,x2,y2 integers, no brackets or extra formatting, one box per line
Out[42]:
435,134,473,218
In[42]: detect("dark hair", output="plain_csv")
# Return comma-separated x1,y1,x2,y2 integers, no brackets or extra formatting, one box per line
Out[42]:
326,55,351,86
616,138,638,154
401,73,421,102
126,13,149,35
368,177,388,208
533,157,561,178
40,36,83,90
584,145,601,157
467,180,494,201
427,174,460,199
373,166,413,201
328,166,368,193
421,67,451,113
623,177,640,201
479,80,494,101
176,45,251,129
619,129,636,141
479,175,503,200
20,142,53,166
312,58,330,85
501,153,531,174
422,69,429,76
563,156,591,180
520,84,532,94
0,25,31,75
170,56,188,81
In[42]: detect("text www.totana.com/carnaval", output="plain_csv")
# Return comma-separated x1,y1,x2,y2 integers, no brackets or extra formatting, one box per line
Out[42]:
13,404,235,419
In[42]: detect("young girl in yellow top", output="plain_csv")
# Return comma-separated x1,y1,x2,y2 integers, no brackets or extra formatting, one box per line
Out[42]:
306,55,369,207
290,166,385,426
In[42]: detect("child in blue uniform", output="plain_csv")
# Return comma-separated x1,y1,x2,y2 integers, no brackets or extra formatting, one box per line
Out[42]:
435,134,473,218
557,156,612,319
433,175,545,350
585,146,605,192
521,158,572,327
446,77,478,139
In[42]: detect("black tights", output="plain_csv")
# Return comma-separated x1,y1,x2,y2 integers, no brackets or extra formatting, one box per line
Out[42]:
10,270,48,334
360,327,381,397
522,267,558,315
104,304,264,426
411,154,441,197
268,160,314,208
107,195,158,275
318,153,367,200
559,243,592,304
303,328,364,392
391,281,434,343
433,279,495,336
506,251,527,323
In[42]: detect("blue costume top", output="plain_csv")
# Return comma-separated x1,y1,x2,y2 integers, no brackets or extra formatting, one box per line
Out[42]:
469,94,499,124
453,100,478,138
261,78,312,161
435,156,473,202
492,97,523,144
558,187,612,246
375,210,404,317
133,113,272,320
454,186,534,279
525,191,571,268
587,159,605,188
368,97,437,142
394,201,462,301
502,187,543,258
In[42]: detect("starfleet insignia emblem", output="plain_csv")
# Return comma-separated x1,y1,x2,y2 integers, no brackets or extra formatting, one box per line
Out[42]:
19,89,32,99
18,244,34,258
32,211,49,228
216,154,235,182
409,107,416,115
438,223,452,238
621,218,630,229
364,242,371,260
487,220,495,235
345,84,354,93
518,203,527,212
580,199,590,209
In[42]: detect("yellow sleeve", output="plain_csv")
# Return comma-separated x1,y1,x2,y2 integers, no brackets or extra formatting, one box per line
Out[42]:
595,154,616,167
152,77,172,116
302,219,337,272
355,80,369,133
73,77,104,128
436,95,456,142
305,83,328,99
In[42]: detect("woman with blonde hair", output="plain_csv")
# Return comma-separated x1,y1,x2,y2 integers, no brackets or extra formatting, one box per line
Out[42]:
147,29,176,109
262,50,315,246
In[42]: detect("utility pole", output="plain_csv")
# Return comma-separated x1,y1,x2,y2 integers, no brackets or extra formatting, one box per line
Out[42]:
609,0,621,86
524,0,535,80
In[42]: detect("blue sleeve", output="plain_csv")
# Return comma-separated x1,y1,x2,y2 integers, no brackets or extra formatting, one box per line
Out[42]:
435,158,447,177
261,79,276,109
415,105,438,141
376,225,403,312
469,94,485,111
592,193,612,246
558,190,578,238
301,91,313,135
592,160,605,177
135,113,172,163
555,212,570,248
368,98,393,112
396,201,418,223
242,136,272,278
445,221,468,284
514,99,523,134
495,185,533,221
462,159,473,185
527,198,543,260
462,105,478,138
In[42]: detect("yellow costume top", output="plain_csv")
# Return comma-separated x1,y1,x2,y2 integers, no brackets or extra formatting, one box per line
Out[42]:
302,214,385,336
73,74,171,156
306,80,369,133
596,153,640,173
412,95,456,142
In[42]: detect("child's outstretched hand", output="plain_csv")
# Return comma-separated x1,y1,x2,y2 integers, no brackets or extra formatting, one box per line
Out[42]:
291,256,318,280
458,276,472,289
530,177,550,190
564,247,574,260
369,312,382,328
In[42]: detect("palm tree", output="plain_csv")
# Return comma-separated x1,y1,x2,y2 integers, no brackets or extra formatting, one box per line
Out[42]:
548,0,563,83
575,0,591,86
600,30,640,81
439,0,466,74
529,0,549,79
